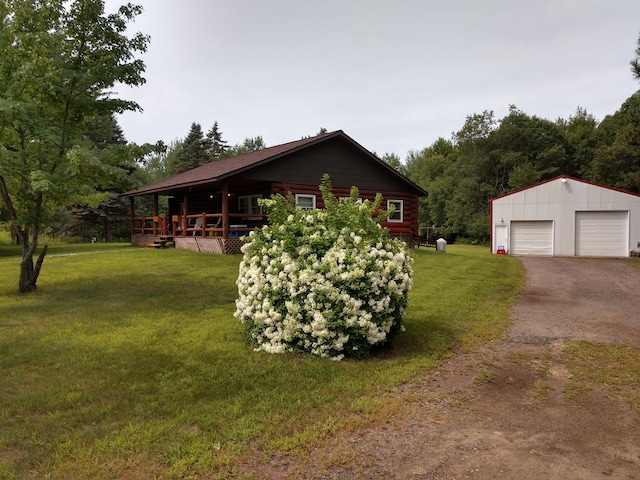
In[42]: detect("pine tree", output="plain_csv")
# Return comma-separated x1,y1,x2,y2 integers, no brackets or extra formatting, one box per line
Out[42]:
66,115,142,242
206,121,229,160
171,123,209,174
631,31,640,81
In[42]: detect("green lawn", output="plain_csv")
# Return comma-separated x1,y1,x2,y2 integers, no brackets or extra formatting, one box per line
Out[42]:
0,244,524,479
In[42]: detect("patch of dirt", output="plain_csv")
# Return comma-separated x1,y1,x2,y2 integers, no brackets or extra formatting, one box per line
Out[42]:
237,257,640,479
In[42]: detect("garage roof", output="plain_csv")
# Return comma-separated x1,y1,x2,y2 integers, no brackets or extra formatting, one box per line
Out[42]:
490,175,640,202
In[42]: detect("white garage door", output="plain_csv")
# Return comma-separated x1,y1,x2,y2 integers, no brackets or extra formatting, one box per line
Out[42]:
575,211,628,257
510,221,553,256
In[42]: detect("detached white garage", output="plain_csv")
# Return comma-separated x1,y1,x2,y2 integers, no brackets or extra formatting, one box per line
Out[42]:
490,176,640,257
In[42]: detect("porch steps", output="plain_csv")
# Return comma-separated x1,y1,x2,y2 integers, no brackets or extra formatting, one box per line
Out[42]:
148,235,174,249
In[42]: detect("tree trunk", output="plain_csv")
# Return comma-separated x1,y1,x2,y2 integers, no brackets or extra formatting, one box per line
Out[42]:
1,176,48,293
103,212,111,242
18,230,48,294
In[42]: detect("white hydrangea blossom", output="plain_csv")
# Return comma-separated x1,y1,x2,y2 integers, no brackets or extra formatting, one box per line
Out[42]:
234,180,414,360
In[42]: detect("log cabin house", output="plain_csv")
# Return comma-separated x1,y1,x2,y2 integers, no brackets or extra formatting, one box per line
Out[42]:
122,130,428,254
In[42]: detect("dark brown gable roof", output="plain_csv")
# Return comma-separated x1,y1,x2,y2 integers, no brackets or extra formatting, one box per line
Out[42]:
123,130,428,197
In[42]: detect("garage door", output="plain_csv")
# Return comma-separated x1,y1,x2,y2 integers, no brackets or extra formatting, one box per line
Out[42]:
510,221,553,256
575,211,628,257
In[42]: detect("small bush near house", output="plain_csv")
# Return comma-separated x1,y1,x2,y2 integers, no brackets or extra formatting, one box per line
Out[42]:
234,175,414,360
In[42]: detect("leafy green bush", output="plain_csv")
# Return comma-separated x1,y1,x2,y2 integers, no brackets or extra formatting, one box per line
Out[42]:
234,176,413,360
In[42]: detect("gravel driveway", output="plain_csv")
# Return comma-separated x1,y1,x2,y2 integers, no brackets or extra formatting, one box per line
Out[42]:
239,257,640,479
511,257,640,344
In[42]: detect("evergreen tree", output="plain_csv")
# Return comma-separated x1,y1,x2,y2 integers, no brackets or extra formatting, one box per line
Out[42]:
206,121,229,159
631,31,640,82
85,114,128,148
170,123,209,174
65,115,151,242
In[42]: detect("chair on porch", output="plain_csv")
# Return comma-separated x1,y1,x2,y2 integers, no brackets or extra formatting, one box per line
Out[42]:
191,217,202,236
207,216,222,236
191,216,223,236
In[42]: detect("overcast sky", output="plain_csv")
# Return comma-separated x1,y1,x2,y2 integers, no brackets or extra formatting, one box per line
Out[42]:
105,0,640,160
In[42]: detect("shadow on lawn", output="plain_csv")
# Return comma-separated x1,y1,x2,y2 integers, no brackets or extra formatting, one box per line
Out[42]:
2,268,238,317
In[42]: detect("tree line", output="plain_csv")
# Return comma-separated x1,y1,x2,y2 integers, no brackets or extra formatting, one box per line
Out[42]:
144,122,266,182
393,91,640,243
391,35,640,243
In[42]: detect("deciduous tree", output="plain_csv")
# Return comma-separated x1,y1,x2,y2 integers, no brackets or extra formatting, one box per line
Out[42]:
591,92,640,193
0,0,149,293
556,107,598,179
381,152,404,173
144,139,181,182
226,136,267,157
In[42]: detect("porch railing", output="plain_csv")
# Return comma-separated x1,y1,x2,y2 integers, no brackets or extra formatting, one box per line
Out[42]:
131,216,168,236
132,213,268,238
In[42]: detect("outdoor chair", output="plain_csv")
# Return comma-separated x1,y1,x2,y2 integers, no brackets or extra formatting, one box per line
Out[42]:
191,217,202,236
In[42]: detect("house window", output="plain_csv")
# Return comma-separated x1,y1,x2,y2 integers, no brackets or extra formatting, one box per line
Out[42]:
295,194,316,210
387,199,403,222
238,195,262,215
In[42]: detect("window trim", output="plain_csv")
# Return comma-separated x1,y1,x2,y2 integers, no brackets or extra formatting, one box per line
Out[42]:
295,194,316,210
387,199,404,223
238,194,263,215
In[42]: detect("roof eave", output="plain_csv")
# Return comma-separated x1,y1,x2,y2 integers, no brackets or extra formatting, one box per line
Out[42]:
122,176,224,197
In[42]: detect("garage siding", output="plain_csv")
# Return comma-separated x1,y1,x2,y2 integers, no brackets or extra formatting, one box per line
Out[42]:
510,221,553,256
575,211,628,257
491,176,640,257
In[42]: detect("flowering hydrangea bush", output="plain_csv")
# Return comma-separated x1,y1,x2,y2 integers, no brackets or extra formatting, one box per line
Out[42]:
234,176,414,360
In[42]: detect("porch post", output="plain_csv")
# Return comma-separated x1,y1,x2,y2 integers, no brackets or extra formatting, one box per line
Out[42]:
129,196,135,239
153,194,159,235
182,190,189,237
222,181,229,238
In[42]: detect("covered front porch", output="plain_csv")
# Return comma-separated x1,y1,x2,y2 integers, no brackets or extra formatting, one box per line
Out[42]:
127,180,273,254
130,213,267,254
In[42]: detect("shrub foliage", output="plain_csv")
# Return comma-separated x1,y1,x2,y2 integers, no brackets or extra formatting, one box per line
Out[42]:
234,176,413,360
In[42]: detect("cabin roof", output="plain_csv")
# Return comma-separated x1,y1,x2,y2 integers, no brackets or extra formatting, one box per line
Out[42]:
123,130,427,197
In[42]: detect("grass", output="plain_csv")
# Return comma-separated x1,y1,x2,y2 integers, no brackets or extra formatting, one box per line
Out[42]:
0,234,133,259
562,341,640,409
473,368,496,385
0,244,525,479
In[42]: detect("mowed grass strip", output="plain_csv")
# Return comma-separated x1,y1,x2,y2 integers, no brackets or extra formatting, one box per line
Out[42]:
0,244,524,479
563,341,640,409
